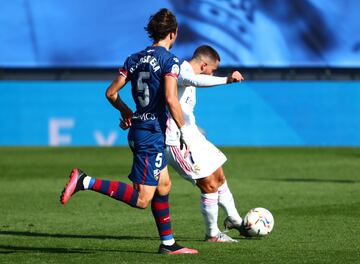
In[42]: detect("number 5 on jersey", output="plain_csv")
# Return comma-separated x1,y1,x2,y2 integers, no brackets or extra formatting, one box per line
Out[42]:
137,71,150,107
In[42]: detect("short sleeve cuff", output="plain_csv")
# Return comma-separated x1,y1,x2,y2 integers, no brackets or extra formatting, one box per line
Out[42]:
119,68,128,78
164,73,179,79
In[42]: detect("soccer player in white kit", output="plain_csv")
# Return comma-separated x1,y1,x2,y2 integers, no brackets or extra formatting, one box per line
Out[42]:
165,45,246,242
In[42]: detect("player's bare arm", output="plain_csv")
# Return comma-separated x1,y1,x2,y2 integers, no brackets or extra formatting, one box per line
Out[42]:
164,75,191,157
105,75,133,128
164,76,185,128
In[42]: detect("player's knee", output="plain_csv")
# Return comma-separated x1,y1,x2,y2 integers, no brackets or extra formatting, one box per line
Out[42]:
200,182,218,193
164,178,172,190
207,183,219,193
215,169,226,186
197,177,218,193
218,175,225,186
157,179,171,195
136,198,151,209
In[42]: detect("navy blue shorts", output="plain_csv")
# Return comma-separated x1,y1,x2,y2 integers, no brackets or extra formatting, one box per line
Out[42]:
127,128,167,186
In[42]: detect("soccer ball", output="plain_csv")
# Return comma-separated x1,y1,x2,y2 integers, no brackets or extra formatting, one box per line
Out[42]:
243,207,274,237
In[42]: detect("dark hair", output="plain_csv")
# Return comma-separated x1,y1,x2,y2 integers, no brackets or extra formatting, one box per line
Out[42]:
145,8,178,42
192,45,221,62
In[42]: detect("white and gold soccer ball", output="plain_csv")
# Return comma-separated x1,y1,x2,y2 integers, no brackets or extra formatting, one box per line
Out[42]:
243,207,274,237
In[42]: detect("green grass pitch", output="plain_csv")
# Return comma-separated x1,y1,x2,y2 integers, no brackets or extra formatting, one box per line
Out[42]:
0,147,359,263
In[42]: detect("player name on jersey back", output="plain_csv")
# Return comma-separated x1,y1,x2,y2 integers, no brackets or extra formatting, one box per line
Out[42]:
129,54,160,74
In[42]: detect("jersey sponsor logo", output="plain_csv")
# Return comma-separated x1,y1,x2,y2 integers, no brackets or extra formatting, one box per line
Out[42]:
130,55,160,73
132,112,157,121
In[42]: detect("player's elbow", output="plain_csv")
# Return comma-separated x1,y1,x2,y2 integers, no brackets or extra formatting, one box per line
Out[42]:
105,89,111,100
165,95,178,108
105,88,117,102
105,76,123,100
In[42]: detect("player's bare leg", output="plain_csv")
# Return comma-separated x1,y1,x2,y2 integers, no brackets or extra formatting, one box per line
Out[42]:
132,183,157,208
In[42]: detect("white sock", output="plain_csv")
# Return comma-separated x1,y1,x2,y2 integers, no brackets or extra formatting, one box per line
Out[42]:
82,176,92,190
161,238,175,246
218,181,242,222
201,192,220,237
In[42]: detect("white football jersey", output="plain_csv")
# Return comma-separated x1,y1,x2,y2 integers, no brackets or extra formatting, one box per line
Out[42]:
165,60,227,146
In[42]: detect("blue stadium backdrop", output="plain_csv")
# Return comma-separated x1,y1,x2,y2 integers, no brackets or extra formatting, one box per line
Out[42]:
1,81,359,146
1,1,360,146
1,0,360,67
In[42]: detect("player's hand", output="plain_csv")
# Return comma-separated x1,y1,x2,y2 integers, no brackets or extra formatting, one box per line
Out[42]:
119,110,133,130
226,71,244,83
180,136,190,158
121,108,133,120
180,126,191,158
119,118,131,130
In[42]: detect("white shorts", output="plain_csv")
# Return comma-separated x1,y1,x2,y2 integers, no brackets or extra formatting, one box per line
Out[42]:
165,135,227,184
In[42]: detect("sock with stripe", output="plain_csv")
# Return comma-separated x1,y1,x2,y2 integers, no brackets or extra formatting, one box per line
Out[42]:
201,192,221,237
151,193,175,246
218,180,242,222
83,176,139,208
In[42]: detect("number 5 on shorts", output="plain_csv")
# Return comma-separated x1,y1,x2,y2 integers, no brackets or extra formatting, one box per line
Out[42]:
155,153,163,168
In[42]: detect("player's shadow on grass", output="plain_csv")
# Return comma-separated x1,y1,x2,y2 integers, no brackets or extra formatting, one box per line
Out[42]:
0,245,91,254
263,178,358,184
0,230,157,241
0,231,197,254
0,230,201,242
0,231,159,254
0,245,152,254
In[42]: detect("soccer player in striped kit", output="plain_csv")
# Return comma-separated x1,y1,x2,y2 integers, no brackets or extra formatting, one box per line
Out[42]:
165,45,247,242
60,8,197,255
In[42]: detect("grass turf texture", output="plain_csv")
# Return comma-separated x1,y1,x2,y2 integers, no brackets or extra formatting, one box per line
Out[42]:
0,147,359,264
